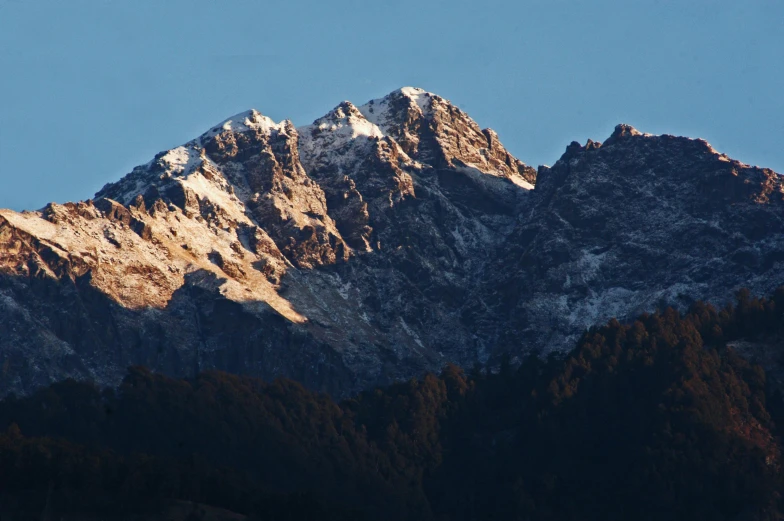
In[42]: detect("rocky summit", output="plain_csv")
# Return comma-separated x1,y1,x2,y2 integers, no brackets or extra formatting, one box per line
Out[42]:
1,88,782,397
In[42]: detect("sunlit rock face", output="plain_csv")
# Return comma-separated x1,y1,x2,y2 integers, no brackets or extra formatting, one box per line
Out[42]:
2,89,783,398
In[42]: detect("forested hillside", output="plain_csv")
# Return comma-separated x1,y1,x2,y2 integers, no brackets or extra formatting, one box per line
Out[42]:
1,288,783,520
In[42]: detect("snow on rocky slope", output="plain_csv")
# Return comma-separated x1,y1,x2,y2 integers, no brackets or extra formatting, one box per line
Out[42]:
0,88,534,396
484,125,784,354
1,89,783,397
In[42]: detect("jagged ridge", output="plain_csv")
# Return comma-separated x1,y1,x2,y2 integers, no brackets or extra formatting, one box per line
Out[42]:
1,90,783,398
0,87,534,396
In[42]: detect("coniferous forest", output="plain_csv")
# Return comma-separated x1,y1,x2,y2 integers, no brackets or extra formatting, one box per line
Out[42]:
2,288,784,520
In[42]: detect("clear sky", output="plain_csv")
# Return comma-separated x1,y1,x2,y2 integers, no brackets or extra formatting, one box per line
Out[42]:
0,0,782,211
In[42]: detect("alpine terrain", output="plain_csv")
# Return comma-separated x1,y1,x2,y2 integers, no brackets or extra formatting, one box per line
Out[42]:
1,87,782,397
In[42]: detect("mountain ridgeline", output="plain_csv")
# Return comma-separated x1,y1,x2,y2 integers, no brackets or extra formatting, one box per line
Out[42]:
1,290,784,520
0,87,783,399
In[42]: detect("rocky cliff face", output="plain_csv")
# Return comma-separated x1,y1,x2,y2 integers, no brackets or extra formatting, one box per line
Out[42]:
484,125,784,353
1,88,782,397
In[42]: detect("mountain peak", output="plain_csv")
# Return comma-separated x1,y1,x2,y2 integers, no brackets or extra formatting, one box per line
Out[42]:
354,88,535,184
613,123,642,136
396,86,435,112
196,109,285,144
304,101,384,140
357,87,435,134
601,123,643,145
297,100,392,187
398,86,431,94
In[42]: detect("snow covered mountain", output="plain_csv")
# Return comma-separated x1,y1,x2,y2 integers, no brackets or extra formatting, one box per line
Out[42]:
0,87,782,396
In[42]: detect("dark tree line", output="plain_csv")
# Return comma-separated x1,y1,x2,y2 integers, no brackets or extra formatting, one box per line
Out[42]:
1,288,784,520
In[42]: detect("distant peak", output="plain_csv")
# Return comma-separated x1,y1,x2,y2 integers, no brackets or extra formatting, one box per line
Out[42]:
397,86,435,109
220,109,276,129
354,86,437,101
398,86,429,95
198,109,284,143
303,100,384,141
357,87,442,138
602,123,646,147
612,123,642,138
322,101,365,122
297,101,386,171
387,86,436,101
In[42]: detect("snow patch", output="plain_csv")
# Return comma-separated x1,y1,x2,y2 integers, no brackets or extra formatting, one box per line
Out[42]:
297,103,386,172
159,146,202,176
357,87,434,133
198,109,283,142
399,317,425,349
578,248,609,280
399,86,432,114
508,175,535,190
336,277,352,300
178,169,251,225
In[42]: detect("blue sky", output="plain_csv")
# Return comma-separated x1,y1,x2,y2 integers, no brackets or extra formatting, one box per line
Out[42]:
1,0,782,210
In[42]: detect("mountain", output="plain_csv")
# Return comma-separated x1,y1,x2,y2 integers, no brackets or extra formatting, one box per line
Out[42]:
485,125,784,353
1,87,783,397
